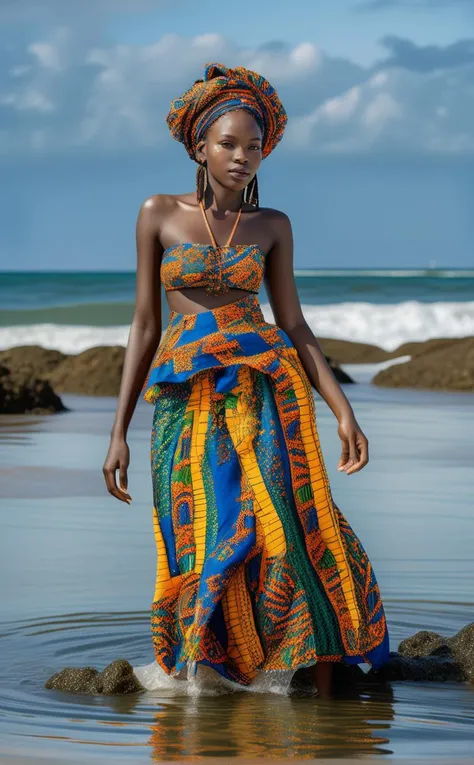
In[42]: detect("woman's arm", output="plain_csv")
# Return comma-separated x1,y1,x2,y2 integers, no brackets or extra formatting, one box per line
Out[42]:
264,210,368,476
102,196,164,503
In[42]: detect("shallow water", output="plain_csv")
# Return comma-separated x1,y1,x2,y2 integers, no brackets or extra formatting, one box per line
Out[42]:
1,382,473,762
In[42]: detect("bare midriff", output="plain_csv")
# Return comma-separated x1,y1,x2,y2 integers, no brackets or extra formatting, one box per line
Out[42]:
165,287,257,315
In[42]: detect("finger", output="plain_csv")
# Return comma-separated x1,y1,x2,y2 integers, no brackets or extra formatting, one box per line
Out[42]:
341,435,360,473
345,439,368,475
358,435,369,466
349,433,359,463
119,466,131,501
103,466,131,504
337,442,350,471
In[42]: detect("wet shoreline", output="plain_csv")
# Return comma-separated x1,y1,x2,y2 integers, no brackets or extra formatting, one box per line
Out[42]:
1,386,473,760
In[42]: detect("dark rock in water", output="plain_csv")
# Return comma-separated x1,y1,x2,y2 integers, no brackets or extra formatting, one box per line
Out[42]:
45,624,474,695
450,623,474,683
397,622,474,683
45,666,104,694
324,357,355,384
101,659,144,694
0,364,67,414
45,659,144,695
372,651,466,683
398,630,446,657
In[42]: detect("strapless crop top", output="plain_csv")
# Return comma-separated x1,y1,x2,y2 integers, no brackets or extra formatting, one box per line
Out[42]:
160,242,265,295
160,200,266,296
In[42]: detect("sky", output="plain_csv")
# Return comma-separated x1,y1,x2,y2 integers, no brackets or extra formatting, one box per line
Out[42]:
1,0,473,270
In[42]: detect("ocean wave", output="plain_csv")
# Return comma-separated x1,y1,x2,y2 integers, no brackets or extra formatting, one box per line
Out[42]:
293,269,474,278
287,301,474,351
0,324,130,354
0,300,473,353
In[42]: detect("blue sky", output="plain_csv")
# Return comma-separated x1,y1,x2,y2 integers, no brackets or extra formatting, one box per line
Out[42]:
1,0,473,270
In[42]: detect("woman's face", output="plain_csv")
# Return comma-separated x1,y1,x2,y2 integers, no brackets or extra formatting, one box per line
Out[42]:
196,109,263,193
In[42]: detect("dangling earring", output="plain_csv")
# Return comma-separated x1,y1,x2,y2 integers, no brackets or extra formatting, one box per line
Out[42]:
244,174,259,208
196,162,208,203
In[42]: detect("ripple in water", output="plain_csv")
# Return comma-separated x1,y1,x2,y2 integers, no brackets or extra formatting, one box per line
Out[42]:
0,603,473,762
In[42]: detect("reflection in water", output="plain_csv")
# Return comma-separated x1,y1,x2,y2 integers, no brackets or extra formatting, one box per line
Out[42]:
147,687,395,760
1,610,474,762
1,391,474,761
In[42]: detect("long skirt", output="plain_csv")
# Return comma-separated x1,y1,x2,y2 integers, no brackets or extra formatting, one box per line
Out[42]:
141,293,389,687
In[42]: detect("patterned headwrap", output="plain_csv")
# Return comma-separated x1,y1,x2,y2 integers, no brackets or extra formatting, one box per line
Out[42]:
166,62,287,160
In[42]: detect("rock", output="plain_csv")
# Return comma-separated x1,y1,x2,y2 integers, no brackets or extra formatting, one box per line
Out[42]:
0,345,66,379
325,356,355,384
373,651,465,683
398,630,445,657
317,338,392,365
450,623,474,682
49,346,125,396
45,659,144,695
397,622,474,683
101,659,144,694
393,337,467,359
372,337,474,391
0,364,67,414
46,625,473,695
45,667,103,694
0,344,125,397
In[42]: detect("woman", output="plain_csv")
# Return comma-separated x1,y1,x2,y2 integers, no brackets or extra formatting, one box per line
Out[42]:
103,62,389,697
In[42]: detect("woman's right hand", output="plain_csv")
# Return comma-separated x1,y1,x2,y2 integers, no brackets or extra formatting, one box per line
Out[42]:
102,435,132,504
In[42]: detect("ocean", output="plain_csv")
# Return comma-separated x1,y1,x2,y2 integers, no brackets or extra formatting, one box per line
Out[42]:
1,268,474,762
1,269,474,353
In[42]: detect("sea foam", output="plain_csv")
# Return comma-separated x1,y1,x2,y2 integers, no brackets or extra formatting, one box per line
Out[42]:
0,300,473,353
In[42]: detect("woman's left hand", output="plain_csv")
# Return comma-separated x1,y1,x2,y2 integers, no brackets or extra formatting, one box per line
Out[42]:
336,417,369,475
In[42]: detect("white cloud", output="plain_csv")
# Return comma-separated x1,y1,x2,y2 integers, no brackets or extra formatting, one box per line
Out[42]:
286,64,474,154
28,42,62,71
290,43,321,71
0,29,473,157
0,31,323,154
321,87,361,121
245,42,321,83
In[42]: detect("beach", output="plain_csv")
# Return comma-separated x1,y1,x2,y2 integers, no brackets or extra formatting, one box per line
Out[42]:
1,378,474,761
1,269,474,761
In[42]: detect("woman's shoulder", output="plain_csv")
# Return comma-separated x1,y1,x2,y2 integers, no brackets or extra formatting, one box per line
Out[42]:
139,193,188,214
256,205,290,222
137,193,193,233
256,206,292,240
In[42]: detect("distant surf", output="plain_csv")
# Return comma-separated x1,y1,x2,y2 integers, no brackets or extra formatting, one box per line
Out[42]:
1,300,474,353
2,270,473,353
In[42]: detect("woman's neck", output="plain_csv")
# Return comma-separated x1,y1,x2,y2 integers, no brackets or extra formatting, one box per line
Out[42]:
203,179,243,212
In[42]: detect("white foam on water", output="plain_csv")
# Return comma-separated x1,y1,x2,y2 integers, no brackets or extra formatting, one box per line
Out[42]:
0,324,130,353
0,300,473,353
262,301,474,352
133,660,295,697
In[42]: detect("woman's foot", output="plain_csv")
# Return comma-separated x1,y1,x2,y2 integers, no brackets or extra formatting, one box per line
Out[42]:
310,661,333,699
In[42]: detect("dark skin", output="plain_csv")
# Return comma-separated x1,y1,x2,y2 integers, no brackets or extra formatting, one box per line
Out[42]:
102,109,369,698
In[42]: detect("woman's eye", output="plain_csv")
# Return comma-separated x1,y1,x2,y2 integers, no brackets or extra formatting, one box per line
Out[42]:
250,145,261,151
221,141,233,148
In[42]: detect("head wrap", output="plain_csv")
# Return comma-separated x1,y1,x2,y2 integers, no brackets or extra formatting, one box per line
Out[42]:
166,62,287,160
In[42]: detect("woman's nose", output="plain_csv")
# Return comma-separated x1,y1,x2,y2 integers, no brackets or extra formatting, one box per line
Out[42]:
233,148,248,164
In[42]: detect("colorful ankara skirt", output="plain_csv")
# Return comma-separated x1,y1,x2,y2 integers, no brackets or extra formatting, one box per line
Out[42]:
141,293,389,686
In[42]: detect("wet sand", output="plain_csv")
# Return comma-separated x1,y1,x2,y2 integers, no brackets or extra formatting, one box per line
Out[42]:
0,377,473,762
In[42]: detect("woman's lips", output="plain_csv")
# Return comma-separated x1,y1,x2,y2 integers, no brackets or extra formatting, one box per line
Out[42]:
229,169,250,179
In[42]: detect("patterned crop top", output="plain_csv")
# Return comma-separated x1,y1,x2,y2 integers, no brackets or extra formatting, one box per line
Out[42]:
160,201,265,296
